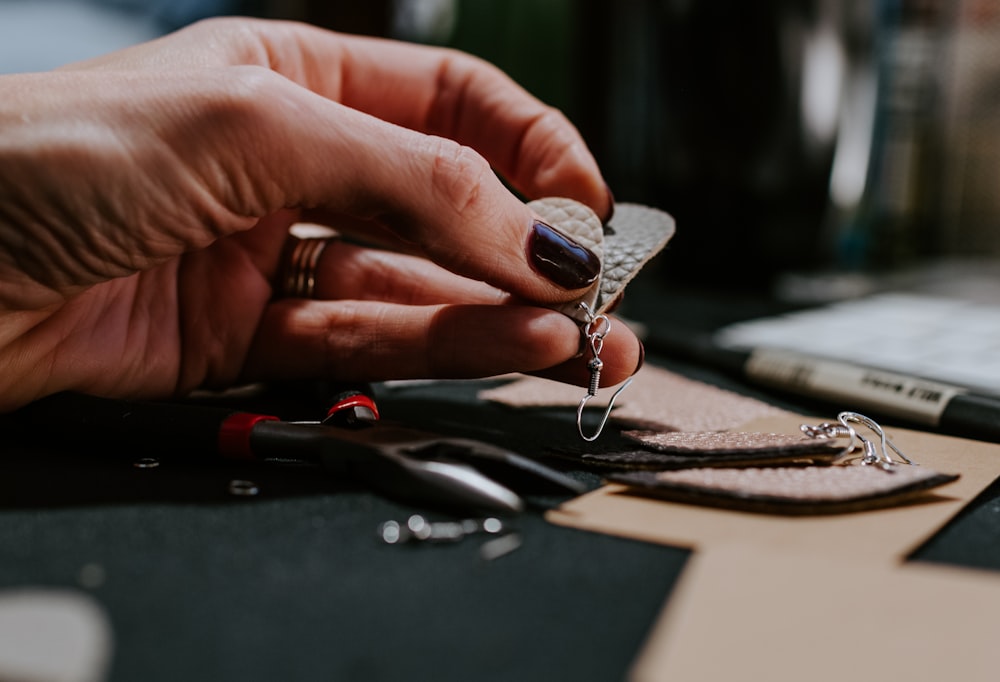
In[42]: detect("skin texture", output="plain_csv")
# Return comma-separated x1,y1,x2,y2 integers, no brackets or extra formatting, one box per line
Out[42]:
0,17,640,412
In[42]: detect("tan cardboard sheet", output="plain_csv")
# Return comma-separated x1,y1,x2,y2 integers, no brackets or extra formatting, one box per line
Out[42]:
631,544,1000,682
536,376,1000,681
547,414,1000,561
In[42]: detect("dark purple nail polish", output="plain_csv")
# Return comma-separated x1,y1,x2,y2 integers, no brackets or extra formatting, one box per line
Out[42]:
633,340,645,375
528,221,600,289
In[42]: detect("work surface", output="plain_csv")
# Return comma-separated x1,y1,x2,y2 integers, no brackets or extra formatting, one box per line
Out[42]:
4,290,1000,681
1,378,688,682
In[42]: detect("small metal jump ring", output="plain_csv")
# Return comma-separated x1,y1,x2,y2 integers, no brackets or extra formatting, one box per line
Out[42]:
584,314,611,341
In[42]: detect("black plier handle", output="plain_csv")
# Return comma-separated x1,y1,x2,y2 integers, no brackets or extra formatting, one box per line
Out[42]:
13,392,523,514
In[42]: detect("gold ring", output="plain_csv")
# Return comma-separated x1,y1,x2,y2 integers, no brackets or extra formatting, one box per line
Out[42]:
280,235,337,298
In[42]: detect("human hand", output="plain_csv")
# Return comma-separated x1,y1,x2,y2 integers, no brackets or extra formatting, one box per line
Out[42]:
0,17,641,411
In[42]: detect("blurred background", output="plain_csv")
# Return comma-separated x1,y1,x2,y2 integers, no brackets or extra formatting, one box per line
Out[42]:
3,0,1000,296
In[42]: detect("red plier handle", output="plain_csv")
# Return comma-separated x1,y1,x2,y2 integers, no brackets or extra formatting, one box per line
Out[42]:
322,383,379,427
13,391,524,514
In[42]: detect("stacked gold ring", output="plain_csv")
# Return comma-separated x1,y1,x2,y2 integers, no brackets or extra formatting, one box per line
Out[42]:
280,236,336,298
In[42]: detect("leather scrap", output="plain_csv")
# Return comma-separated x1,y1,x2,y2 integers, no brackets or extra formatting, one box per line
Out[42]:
558,430,846,470
549,430,844,471
609,465,960,515
527,197,675,324
595,203,676,314
479,365,789,434
622,430,846,456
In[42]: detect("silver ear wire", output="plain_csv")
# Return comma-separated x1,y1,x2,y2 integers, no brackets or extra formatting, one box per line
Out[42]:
576,378,632,443
801,411,916,470
576,303,632,442
837,411,915,468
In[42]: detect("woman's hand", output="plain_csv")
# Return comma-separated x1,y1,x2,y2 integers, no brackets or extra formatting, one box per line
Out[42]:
0,17,641,411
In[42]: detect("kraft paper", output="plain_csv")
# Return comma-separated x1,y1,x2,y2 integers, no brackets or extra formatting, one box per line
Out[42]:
547,414,1000,561
631,544,1000,682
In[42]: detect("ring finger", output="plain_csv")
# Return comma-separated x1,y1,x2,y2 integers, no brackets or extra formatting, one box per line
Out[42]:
283,234,509,306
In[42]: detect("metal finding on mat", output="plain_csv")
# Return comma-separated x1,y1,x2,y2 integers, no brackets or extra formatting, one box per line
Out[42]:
377,514,505,545
801,411,916,471
479,532,523,561
228,479,260,496
576,303,632,442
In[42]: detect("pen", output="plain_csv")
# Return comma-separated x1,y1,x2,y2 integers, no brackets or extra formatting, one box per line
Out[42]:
647,328,1000,443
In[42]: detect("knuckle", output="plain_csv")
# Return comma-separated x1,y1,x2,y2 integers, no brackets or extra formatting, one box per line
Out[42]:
420,136,493,218
186,15,241,33
177,67,296,214
521,105,576,169
319,302,361,377
318,302,388,379
532,105,573,136
160,67,288,150
183,15,265,41
208,66,289,123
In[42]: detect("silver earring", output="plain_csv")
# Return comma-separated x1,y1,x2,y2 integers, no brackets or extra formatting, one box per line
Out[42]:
576,303,632,442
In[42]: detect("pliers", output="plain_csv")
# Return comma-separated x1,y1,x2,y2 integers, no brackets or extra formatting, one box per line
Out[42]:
13,387,584,514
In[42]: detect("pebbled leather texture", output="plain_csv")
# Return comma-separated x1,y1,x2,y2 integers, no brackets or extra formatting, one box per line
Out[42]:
479,365,789,434
621,431,846,455
609,465,960,515
528,198,676,323
548,429,845,471
596,203,676,313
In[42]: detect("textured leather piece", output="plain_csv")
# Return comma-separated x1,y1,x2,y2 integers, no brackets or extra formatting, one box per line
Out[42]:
527,198,676,323
562,447,842,471
622,431,845,455
610,465,960,515
479,365,789,433
595,203,676,314
549,430,844,471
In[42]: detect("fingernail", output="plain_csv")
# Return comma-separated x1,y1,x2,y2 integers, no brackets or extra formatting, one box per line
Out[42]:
603,185,616,223
633,340,645,375
528,221,601,289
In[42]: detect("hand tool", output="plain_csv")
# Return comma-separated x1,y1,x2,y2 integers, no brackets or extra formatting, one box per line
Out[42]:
310,382,586,496
14,391,528,514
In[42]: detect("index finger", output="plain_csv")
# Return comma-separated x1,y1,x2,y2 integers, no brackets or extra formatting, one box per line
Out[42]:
79,18,611,219
327,36,612,218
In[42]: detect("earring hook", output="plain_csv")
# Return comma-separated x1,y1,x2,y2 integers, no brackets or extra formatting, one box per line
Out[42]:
575,303,631,441
577,378,632,442
801,411,916,470
838,411,915,467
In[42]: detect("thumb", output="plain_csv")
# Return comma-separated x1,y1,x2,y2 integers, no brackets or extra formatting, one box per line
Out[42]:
250,81,601,304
